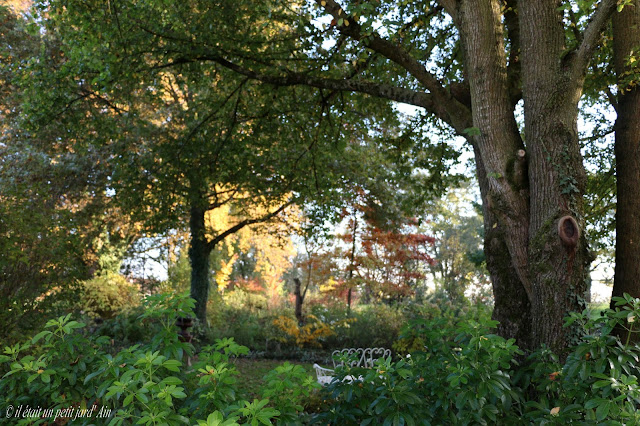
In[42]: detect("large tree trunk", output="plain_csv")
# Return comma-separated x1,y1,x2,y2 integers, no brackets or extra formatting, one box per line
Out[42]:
458,0,535,349
518,0,595,353
189,202,213,323
456,0,608,353
611,1,640,338
475,146,533,348
518,0,597,352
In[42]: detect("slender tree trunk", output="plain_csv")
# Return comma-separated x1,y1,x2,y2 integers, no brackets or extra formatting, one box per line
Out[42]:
294,277,305,325
189,202,213,323
347,211,357,312
611,1,640,339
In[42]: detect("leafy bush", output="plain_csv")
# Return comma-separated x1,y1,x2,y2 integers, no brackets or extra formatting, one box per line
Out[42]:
0,314,107,420
316,316,523,425
92,306,151,347
393,300,491,355
5,292,640,425
80,272,140,319
0,292,318,425
314,295,640,425
519,294,640,424
272,314,354,349
184,338,249,419
261,362,321,424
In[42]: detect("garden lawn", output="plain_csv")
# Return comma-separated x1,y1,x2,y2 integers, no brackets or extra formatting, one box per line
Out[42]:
233,358,316,401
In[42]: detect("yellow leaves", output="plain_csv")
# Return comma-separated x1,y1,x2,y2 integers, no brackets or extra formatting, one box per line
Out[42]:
272,314,340,348
5,0,31,13
319,276,341,293
215,254,237,291
205,204,233,239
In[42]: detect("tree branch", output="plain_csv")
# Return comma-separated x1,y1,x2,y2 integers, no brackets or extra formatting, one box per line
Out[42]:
572,0,617,77
315,0,471,129
206,199,295,250
504,0,522,105
179,53,438,113
435,0,459,24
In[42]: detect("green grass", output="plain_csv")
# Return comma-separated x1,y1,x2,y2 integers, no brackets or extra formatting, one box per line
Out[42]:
233,358,316,401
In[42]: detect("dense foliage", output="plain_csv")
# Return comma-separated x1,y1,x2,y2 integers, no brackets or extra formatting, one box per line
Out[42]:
3,293,640,424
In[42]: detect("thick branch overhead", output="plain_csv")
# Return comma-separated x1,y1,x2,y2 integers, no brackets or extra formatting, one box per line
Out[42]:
572,0,617,77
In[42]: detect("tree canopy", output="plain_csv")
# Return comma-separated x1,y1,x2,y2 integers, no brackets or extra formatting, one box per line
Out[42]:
3,0,639,353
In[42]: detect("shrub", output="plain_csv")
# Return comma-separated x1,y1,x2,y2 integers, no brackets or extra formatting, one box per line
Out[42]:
0,314,107,422
80,272,139,319
260,362,321,423
184,338,249,419
308,303,405,350
315,316,523,425
0,292,317,425
272,314,351,349
92,306,151,347
314,295,640,425
519,295,640,423
5,292,640,425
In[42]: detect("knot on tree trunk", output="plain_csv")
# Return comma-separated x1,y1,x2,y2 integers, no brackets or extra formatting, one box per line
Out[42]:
558,215,579,249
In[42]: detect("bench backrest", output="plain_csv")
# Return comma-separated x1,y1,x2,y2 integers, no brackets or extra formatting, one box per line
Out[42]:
331,347,391,368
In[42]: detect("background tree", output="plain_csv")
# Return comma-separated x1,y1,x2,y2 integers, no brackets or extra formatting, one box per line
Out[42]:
0,2,142,340
333,191,435,304
610,1,640,337
23,0,441,323
423,184,489,303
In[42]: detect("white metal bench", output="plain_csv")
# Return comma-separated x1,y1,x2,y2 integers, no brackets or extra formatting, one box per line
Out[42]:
313,347,391,385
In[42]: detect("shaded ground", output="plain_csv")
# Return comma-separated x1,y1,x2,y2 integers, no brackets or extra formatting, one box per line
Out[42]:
233,358,316,401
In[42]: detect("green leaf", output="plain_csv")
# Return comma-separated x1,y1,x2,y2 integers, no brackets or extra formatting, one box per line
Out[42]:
135,392,149,404
32,331,51,344
596,400,610,421
162,359,181,372
593,379,612,389
123,393,134,407
159,376,183,386
84,368,106,384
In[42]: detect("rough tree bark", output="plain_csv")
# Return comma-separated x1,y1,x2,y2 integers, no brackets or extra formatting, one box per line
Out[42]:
611,1,640,339
517,0,600,352
451,0,614,352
